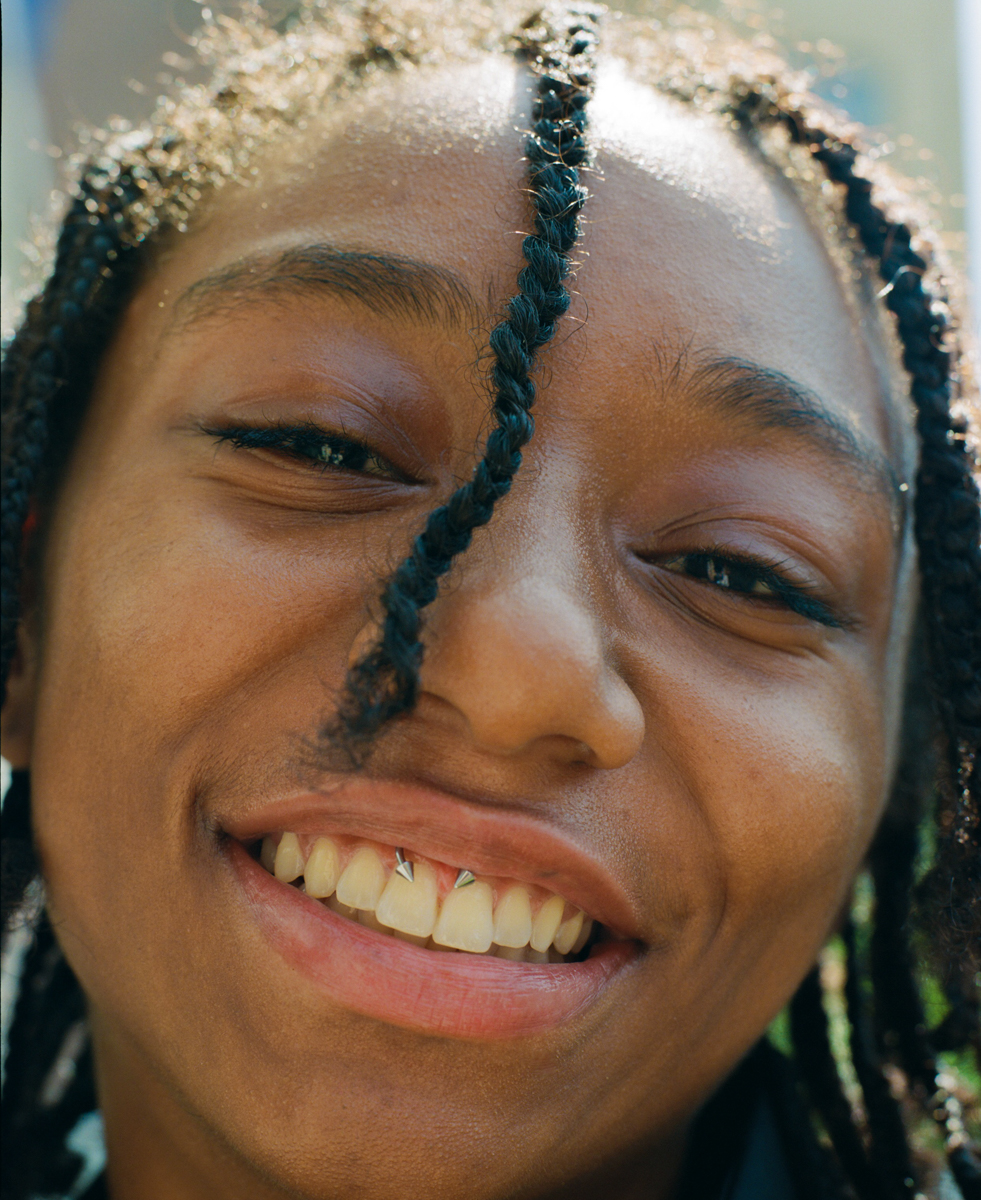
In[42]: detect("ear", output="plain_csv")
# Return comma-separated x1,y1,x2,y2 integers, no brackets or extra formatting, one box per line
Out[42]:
1,619,39,769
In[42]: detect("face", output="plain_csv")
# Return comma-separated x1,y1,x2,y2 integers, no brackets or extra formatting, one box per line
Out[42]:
4,58,917,1200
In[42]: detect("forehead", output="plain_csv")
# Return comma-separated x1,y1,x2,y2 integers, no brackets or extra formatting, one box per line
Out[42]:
143,57,903,461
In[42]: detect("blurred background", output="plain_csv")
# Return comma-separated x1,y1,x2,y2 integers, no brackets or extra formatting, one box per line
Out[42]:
2,0,980,339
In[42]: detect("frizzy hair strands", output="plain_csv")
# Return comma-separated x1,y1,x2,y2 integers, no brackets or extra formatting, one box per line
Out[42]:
329,4,601,754
0,4,978,1199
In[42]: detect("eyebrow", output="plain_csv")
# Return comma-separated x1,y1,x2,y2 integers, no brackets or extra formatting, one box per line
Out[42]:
686,355,903,506
170,243,479,331
171,258,902,504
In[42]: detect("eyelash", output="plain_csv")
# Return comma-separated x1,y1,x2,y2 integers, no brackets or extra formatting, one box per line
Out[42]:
205,424,840,628
203,422,403,481
656,547,842,628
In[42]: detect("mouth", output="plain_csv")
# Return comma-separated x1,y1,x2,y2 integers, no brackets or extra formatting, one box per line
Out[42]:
255,831,599,961
222,785,641,1039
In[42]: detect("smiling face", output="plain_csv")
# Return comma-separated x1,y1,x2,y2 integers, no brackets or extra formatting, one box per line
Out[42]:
3,56,917,1200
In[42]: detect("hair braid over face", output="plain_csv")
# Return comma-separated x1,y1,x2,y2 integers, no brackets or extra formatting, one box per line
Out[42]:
329,3,601,756
1,7,979,1199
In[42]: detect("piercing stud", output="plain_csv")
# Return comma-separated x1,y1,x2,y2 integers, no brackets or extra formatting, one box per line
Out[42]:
394,848,414,883
454,868,476,889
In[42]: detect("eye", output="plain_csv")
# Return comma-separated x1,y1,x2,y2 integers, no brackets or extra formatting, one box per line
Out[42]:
657,550,842,628
203,422,409,482
662,552,779,597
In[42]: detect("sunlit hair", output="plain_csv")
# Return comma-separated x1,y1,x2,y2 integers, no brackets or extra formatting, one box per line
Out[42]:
1,4,978,1197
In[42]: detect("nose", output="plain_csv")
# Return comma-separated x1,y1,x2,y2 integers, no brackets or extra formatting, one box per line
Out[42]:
417,565,645,770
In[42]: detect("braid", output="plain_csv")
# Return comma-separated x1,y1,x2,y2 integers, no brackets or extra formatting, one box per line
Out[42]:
756,1039,854,1200
1,914,98,1200
1,168,143,705
870,822,981,1199
1,172,144,1200
329,4,600,757
1,161,143,997
3,168,143,932
727,90,981,1197
869,824,935,1092
842,921,917,1199
683,1038,854,1200
2,10,978,1200
793,123,981,968
789,968,887,1197
798,118,981,1199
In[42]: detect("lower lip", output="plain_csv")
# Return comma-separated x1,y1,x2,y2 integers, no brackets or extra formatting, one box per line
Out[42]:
228,841,637,1040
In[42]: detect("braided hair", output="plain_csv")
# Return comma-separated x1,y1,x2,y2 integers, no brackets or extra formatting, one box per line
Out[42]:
2,4,979,1198
754,96,981,1200
1,165,147,1200
331,5,599,754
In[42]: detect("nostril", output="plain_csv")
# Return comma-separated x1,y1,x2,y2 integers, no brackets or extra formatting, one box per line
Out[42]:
417,585,644,768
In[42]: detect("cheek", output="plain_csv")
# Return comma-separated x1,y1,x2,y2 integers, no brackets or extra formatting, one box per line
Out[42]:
35,476,371,737
714,668,882,908
711,681,879,882
631,632,890,1033
28,474,368,954
691,578,916,954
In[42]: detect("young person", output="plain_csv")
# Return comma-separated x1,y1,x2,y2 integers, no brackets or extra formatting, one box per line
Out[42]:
1,3,978,1198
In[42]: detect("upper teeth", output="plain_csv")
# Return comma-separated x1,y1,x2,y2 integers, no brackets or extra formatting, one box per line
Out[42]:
260,833,593,962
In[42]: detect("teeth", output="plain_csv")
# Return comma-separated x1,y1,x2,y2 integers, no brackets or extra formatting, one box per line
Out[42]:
530,894,565,953
327,894,358,920
261,831,597,962
572,917,593,955
391,928,430,947
426,937,459,953
304,837,340,898
432,881,495,952
260,836,277,873
375,860,438,938
335,846,387,911
358,909,390,934
274,832,305,883
553,909,584,955
492,885,533,948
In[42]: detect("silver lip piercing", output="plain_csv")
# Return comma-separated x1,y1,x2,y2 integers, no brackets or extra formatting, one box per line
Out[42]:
454,868,477,889
394,848,414,883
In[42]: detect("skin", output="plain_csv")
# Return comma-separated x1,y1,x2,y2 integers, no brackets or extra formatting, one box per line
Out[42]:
2,57,918,1200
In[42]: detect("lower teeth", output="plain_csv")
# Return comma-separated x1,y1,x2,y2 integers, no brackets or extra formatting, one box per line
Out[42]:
323,886,587,962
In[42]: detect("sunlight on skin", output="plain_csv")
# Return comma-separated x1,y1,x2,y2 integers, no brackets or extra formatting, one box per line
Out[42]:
2,58,917,1200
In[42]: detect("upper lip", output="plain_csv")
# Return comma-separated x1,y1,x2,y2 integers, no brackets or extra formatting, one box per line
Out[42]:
218,776,642,939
